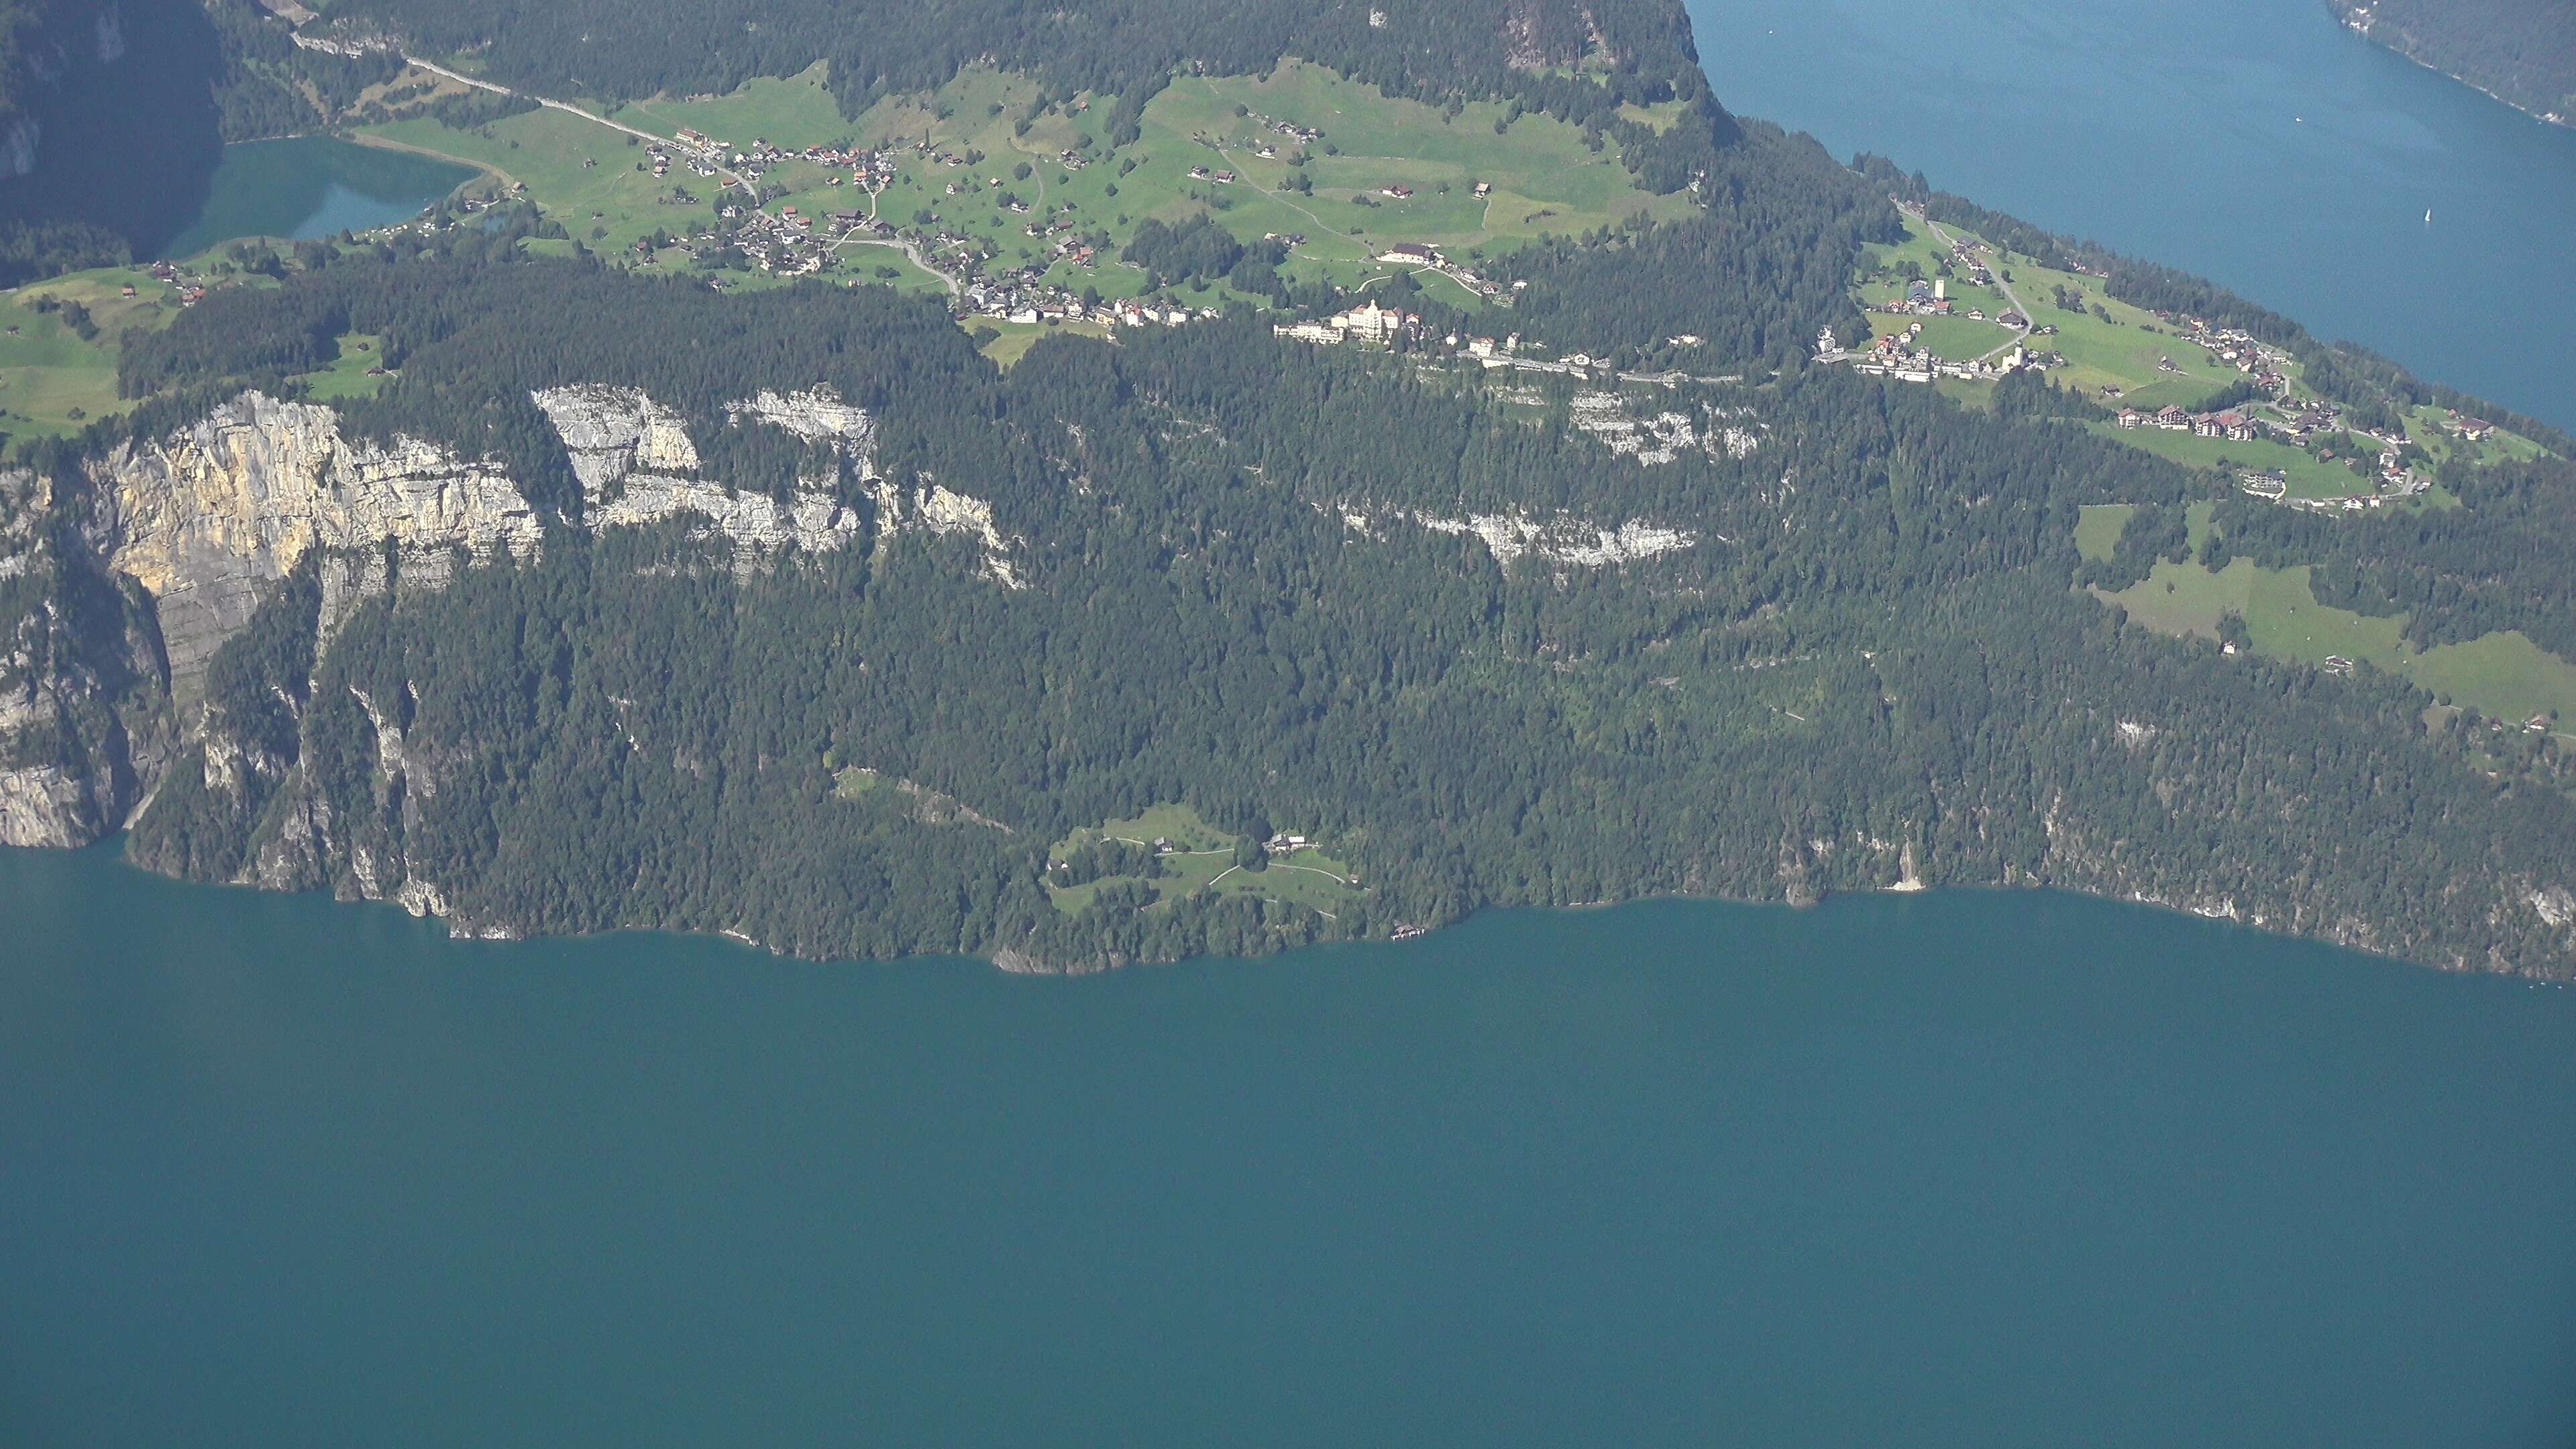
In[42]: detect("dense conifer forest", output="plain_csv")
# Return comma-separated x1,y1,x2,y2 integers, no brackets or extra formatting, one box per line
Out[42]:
52,250,2576,971
323,0,1705,119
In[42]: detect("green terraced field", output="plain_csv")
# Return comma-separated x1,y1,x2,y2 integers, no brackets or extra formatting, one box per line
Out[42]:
2086,422,2381,501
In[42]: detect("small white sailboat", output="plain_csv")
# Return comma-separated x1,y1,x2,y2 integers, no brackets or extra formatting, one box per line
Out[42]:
2424,208,2433,225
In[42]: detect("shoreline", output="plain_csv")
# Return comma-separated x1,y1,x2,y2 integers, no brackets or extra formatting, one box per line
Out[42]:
2330,5,2573,131
22,834,2571,986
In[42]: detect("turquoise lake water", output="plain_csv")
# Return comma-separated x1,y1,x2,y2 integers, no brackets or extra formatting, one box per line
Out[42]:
158,137,476,259
1685,0,2576,433
5,841,2574,1446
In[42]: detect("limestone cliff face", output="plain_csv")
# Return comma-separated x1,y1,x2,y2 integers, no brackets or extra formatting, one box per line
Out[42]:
90,390,545,684
0,602,164,848
531,384,864,564
0,472,173,847
91,385,873,687
0,382,890,855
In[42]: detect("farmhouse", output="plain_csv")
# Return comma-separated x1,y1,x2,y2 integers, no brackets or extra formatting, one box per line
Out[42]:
1377,243,1438,266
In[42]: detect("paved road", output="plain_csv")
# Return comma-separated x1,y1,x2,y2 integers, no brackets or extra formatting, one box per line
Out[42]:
1909,204,2035,362
400,54,754,194
832,233,961,295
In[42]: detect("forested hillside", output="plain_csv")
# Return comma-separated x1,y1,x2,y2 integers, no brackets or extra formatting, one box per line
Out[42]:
23,251,2572,973
2329,0,2576,123
204,0,403,143
324,0,1704,116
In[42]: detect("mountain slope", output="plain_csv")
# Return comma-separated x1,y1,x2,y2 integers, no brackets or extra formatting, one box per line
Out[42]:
7,255,2572,973
2330,0,2576,123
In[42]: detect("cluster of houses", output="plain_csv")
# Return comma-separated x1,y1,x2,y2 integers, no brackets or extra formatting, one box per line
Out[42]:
1274,301,1419,345
717,203,855,273
1931,225,1999,284
2159,315,2294,392
1881,276,2019,325
2234,469,2433,512
663,129,916,199
1826,322,2033,384
661,127,743,182
2117,405,2264,440
1221,109,1326,148
142,261,209,306
959,274,1213,329
1271,307,1643,379
2116,388,2443,505
1367,241,1506,299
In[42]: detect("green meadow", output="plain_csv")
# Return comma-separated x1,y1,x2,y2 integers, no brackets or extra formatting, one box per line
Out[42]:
2095,543,2576,727
355,56,1688,311
2085,422,2380,500
292,333,390,402
1857,213,2247,411
1046,802,1362,918
0,268,191,441
2074,503,2138,562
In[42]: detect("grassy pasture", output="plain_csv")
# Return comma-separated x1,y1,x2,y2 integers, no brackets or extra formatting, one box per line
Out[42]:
364,106,698,260
1046,802,1362,918
2100,557,2576,726
0,267,193,441
2084,423,2381,501
1858,213,2245,409
2074,504,2137,562
294,333,389,402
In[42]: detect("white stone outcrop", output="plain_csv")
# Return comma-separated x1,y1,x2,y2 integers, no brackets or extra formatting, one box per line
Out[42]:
869,476,1025,588
590,475,856,556
531,384,861,561
0,659,132,847
0,472,167,847
1568,391,1764,465
1349,504,1697,568
533,383,703,491
729,387,879,455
